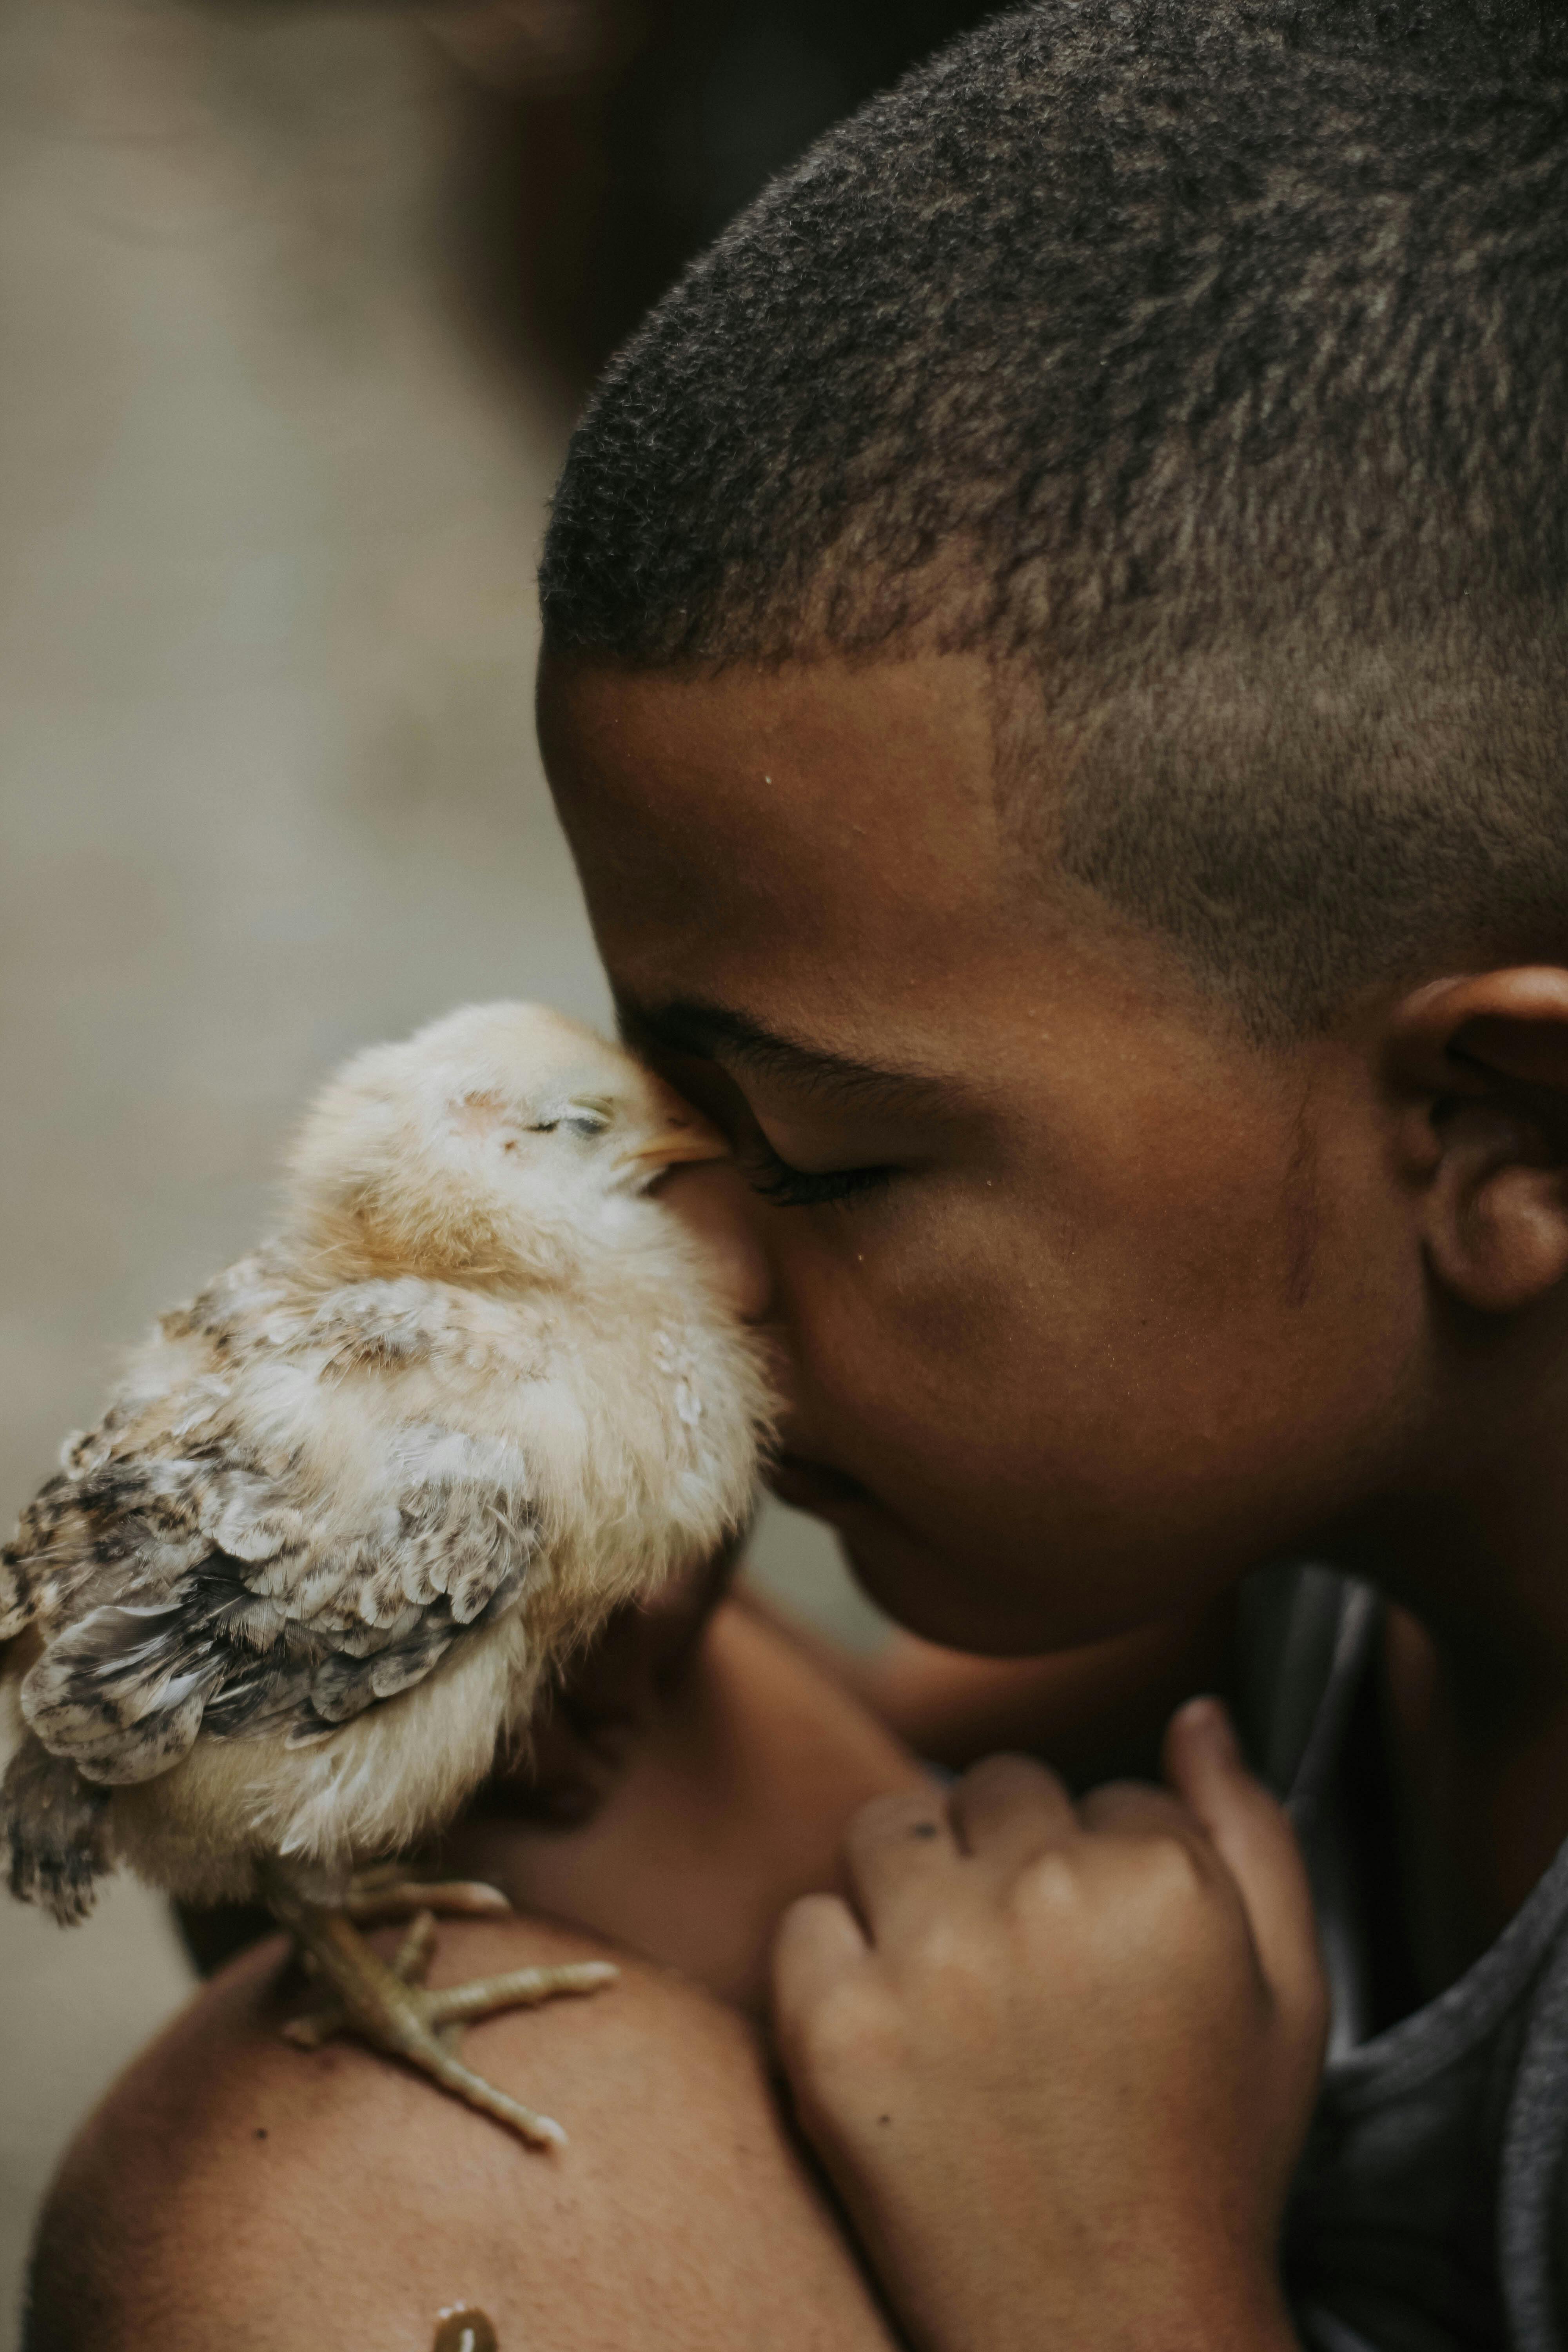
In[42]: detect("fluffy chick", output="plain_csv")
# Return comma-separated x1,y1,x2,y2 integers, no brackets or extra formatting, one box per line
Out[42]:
0,1003,775,2141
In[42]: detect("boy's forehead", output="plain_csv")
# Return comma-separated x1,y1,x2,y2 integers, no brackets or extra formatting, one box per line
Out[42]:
538,649,1025,1016
539,646,1254,1116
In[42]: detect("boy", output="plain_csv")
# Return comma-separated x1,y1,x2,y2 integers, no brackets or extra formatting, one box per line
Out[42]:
28,4,1568,2347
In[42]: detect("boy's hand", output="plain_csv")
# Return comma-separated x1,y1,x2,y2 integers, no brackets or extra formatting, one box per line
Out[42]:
772,1700,1325,2352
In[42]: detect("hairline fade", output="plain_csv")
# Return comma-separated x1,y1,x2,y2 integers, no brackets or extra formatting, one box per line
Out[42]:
540,0,1568,1039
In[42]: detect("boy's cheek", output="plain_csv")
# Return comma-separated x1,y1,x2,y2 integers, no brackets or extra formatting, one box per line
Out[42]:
771,1185,1418,1650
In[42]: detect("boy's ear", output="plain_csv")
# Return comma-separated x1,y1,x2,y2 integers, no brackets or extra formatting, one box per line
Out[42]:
1388,969,1568,1315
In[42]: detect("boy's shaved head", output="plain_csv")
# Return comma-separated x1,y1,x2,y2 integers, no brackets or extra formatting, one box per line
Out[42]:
541,0,1568,1036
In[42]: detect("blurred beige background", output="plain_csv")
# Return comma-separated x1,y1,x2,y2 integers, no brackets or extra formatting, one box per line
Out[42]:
0,2,881,2337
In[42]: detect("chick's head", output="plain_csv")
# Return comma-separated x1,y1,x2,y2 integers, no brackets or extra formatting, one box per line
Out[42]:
286,1002,724,1281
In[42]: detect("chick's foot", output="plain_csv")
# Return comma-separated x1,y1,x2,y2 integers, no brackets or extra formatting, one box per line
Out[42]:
264,1872,617,2147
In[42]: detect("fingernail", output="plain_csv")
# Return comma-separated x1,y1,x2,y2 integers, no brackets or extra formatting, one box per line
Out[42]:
1177,1695,1240,1762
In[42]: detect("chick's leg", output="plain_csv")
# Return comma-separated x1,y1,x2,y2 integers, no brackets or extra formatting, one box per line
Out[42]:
262,1870,616,2147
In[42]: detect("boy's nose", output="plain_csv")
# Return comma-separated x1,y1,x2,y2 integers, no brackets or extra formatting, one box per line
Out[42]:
658,1159,774,1324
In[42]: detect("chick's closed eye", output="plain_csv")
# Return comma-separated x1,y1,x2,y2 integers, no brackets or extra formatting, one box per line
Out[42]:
525,1104,613,1138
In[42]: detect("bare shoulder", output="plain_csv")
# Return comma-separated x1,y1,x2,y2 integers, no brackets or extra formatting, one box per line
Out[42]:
27,1917,900,2352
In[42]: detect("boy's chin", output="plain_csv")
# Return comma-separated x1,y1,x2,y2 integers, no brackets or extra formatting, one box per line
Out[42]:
831,1506,1112,1661
768,1456,1187,1657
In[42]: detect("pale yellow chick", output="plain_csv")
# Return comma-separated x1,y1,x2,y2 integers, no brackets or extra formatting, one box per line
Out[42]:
0,1004,775,2142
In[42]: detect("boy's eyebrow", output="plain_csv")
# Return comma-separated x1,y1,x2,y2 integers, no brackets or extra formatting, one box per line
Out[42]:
621,996,964,1113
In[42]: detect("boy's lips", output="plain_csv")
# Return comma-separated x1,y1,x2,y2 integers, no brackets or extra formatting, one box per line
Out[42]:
767,1451,874,1516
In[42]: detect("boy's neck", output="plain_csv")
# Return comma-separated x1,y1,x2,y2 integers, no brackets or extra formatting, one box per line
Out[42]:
1379,1603,1568,1995
1354,1406,1568,1983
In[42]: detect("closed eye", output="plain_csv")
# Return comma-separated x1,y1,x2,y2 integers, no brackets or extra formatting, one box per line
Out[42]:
526,1106,612,1140
610,1023,900,1208
737,1134,894,1209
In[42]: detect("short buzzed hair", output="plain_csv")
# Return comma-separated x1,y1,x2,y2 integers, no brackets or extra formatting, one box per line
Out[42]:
540,1,1568,1038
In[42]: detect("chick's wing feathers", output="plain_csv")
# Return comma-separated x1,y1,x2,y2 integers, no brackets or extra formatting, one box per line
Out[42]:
15,1439,540,1783
6,1274,545,1786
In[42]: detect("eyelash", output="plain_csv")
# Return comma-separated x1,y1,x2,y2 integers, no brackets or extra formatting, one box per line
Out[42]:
738,1138,895,1210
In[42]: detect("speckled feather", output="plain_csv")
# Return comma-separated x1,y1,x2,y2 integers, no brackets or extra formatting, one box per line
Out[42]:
6,1257,546,1773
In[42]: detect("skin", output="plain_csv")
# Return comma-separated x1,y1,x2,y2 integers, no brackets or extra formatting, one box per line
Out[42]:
32,646,1568,2350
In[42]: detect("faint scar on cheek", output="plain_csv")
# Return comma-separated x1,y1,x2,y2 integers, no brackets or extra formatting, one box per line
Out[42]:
434,2309,499,2352
909,1822,941,1839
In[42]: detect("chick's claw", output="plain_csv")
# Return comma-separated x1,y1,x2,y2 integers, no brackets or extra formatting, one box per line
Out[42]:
342,1873,515,1927
270,1880,617,2147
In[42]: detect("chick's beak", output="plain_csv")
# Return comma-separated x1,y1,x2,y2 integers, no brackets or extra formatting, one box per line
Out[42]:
623,1110,729,1173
